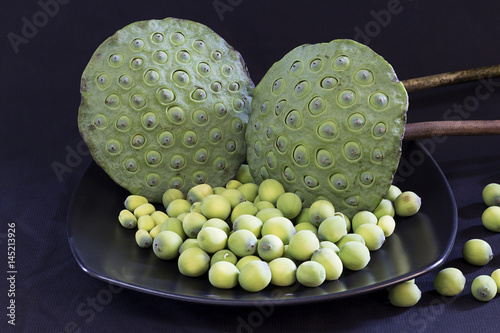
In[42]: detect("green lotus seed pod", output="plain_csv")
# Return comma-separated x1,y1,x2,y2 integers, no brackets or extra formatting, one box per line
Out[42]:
320,241,340,253
202,218,231,236
220,188,246,209
255,207,284,223
179,238,201,253
209,261,240,289
491,269,500,293
230,202,259,222
200,194,232,220
228,229,258,257
384,185,402,202
118,209,137,229
354,223,386,251
377,215,396,237
260,216,296,245
135,229,152,248
269,257,297,287
233,214,263,238
162,189,184,209
210,249,238,267
295,222,318,235
226,180,243,190
276,192,303,219
351,210,378,232
254,200,275,211
246,39,408,218
182,212,207,238
462,239,493,266
178,247,210,277
133,203,156,218
186,184,214,204
338,241,370,271
296,261,326,287
433,267,466,296
197,226,227,253
394,191,421,217
166,199,192,217
151,211,169,225
236,255,261,271
237,183,259,202
79,18,254,203
481,206,500,232
471,275,498,302
258,179,286,205
482,183,500,206
311,248,343,281
160,217,187,240
238,260,272,292
137,215,156,232
288,230,320,261
373,199,395,219
336,233,365,248
124,195,149,211
317,215,348,243
388,280,421,307
308,200,336,227
235,164,255,184
153,231,183,260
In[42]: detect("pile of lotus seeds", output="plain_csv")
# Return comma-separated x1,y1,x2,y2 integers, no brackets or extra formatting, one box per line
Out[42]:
117,163,424,296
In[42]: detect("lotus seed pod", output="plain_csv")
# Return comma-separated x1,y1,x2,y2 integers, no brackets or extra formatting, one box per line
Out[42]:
238,260,272,292
166,199,192,217
160,217,187,240
462,239,493,266
269,257,297,287
482,183,500,206
228,229,258,257
236,255,261,271
388,280,421,307
336,233,365,248
79,18,254,203
220,188,246,209
209,261,240,289
151,210,169,225
257,234,285,261
233,214,263,238
196,226,228,253
230,201,259,222
308,200,336,227
377,215,396,237
372,199,395,219
351,210,378,232
258,179,286,205
235,164,255,184
246,39,408,218
162,188,184,209
384,185,402,202
295,222,318,235
433,267,466,296
491,269,500,292
311,248,343,281
254,200,275,211
260,216,296,245
179,238,200,253
317,216,348,243
137,215,156,231
237,183,259,202
338,241,370,271
178,247,210,277
149,224,162,238
276,192,303,219
394,191,421,217
153,231,183,260
210,249,238,267
118,209,137,229
296,261,326,287
124,195,149,211
135,229,152,248
202,218,231,236
287,230,320,261
226,180,243,190
481,206,500,232
186,184,214,204
182,212,207,238
133,202,156,218
471,275,498,302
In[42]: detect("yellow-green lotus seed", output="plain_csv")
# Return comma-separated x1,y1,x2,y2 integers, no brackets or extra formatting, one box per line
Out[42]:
258,179,286,205
151,211,168,225
354,223,386,251
233,214,263,238
210,249,238,267
491,269,500,293
296,261,326,287
287,230,320,261
228,229,258,257
153,231,183,260
295,222,318,235
236,255,261,271
309,200,336,227
373,199,395,219
118,209,137,229
320,241,340,253
166,199,191,217
231,202,259,222
260,216,296,245
182,212,207,238
202,218,230,236
482,183,500,206
137,215,156,232
133,203,156,218
269,257,297,287
200,195,232,220
377,215,396,237
179,238,201,254
462,239,493,266
338,241,370,271
384,185,402,203
257,234,284,261
433,267,466,296
178,247,210,277
135,229,152,248
351,210,378,232
388,280,421,307
471,275,498,301
209,261,239,289
197,227,228,254
238,261,272,292
481,206,500,232
160,217,186,240
311,248,343,281
149,224,162,239
276,192,303,219
394,191,421,217
317,216,348,243
336,233,365,248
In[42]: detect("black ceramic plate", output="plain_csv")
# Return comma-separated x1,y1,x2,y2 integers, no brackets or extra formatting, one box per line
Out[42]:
67,140,457,306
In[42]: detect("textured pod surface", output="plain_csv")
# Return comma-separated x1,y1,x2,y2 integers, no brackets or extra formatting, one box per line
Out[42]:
79,18,254,202
246,39,408,217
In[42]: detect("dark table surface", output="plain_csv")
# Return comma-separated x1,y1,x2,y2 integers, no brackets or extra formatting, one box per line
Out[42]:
2,0,500,332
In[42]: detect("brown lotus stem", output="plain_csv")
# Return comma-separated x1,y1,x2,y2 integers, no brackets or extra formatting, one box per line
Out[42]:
402,64,500,93
404,120,500,140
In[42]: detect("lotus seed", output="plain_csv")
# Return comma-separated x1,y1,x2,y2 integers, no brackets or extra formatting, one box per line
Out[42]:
144,69,160,84
106,140,121,154
130,57,144,69
308,96,327,115
266,151,278,169
156,88,175,104
330,173,347,190
369,92,389,110
152,33,164,43
146,150,162,165
285,110,302,129
317,121,338,140
333,55,350,70
348,113,366,130
209,128,222,142
176,50,191,63
157,131,174,147
222,65,233,76
276,136,290,153
105,94,120,108
193,40,206,52
275,100,287,115
115,115,131,131
310,58,322,71
337,90,356,107
272,78,284,94
93,114,107,128
153,50,168,64
354,69,374,85
373,123,387,137
283,166,296,181
229,82,240,92
289,61,302,75
345,196,360,206
293,81,310,98
191,88,207,101
231,119,244,132
233,98,245,111
316,149,333,168
344,142,361,160
169,177,183,189
293,145,309,165
197,62,211,75
226,140,236,152
359,171,374,185
96,74,110,89
261,101,270,114
210,81,222,92
304,175,319,188
194,148,208,163
192,110,208,124
130,93,146,109
183,130,198,146
320,77,338,89
118,74,133,88
109,53,124,66
170,155,185,169
124,158,138,172
172,70,189,86
171,32,185,44
253,140,262,156
212,50,222,61
142,112,158,129
131,134,146,148
213,102,227,117
372,148,384,162
167,106,184,123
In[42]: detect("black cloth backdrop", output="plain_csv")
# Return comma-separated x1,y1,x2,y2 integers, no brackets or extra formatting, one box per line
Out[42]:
2,0,500,332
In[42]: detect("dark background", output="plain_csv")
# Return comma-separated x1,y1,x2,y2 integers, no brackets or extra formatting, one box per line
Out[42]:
2,0,500,332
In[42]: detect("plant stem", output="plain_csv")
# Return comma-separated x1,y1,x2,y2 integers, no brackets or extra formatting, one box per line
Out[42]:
404,120,500,140
402,64,500,92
